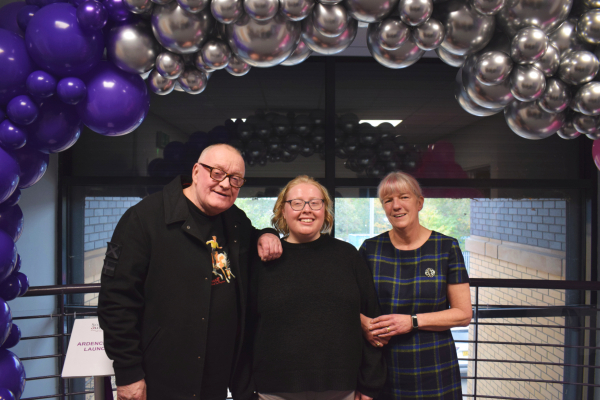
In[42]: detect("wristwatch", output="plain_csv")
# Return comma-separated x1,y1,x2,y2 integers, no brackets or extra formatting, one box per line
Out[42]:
411,315,419,330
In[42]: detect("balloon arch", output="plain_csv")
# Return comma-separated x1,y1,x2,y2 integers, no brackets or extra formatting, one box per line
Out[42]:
1,0,600,396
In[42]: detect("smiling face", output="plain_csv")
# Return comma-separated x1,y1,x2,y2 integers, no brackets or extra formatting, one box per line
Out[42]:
283,183,326,243
381,189,424,232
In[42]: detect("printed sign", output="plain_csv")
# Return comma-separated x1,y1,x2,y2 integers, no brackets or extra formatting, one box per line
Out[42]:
61,317,115,378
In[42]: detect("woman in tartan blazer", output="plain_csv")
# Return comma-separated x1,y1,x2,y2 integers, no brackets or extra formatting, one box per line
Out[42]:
358,171,472,400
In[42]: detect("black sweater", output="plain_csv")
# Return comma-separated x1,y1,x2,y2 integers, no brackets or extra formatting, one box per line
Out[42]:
246,234,386,397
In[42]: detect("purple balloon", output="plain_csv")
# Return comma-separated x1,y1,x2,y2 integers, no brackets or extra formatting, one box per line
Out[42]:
27,0,69,7
0,349,25,400
0,324,20,350
102,0,132,22
9,145,49,189
0,205,23,243
0,3,26,37
17,5,39,32
16,273,28,297
0,121,27,150
0,147,19,205
0,231,16,284
12,255,20,274
25,3,105,77
0,190,20,209
78,61,150,136
0,388,15,400
26,71,58,99
26,97,81,153
0,29,35,106
77,0,108,31
57,77,87,105
7,95,38,126
0,109,5,123
0,272,21,302
0,300,9,348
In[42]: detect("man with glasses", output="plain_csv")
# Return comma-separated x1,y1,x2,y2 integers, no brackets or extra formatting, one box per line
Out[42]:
99,144,282,400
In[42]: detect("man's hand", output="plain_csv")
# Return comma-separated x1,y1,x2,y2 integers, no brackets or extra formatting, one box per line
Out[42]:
258,233,282,261
117,379,146,400
354,391,373,400
360,314,389,347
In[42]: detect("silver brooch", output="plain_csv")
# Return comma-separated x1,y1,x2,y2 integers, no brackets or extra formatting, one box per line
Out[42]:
425,268,435,278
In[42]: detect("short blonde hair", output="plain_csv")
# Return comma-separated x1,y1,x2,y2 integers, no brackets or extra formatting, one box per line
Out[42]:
271,175,334,237
378,171,423,203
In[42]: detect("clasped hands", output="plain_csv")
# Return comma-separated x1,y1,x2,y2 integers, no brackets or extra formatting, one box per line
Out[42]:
360,313,414,348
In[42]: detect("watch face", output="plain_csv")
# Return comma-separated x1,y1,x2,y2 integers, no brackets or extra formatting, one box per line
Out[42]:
412,316,418,328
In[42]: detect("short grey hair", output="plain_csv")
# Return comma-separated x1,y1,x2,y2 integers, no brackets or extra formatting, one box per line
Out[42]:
197,143,243,163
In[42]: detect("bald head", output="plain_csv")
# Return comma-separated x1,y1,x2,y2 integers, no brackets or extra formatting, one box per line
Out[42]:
198,143,243,164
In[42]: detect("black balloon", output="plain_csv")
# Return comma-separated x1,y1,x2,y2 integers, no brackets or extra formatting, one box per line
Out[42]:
334,127,345,147
228,139,244,152
356,147,376,167
246,139,268,159
403,152,420,170
358,123,381,146
343,136,360,156
335,146,349,159
237,122,254,141
311,127,326,145
385,157,403,172
273,115,292,136
338,113,359,134
300,141,316,157
284,134,303,153
255,121,273,140
366,163,386,178
267,136,282,152
293,115,312,136
281,149,298,162
164,141,186,162
377,140,396,161
310,109,325,126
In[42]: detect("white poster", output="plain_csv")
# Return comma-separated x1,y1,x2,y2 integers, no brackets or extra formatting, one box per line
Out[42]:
61,317,115,378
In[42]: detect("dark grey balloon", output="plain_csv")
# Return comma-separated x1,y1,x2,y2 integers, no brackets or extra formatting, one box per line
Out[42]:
474,50,513,85
108,20,162,74
538,78,571,113
497,0,572,37
177,68,208,94
176,0,209,13
211,0,243,23
156,51,184,79
244,0,279,21
225,54,251,75
549,18,593,58
574,82,600,115
578,9,600,45
302,13,357,54
558,50,599,85
455,68,503,116
463,55,514,108
345,0,399,23
125,0,154,14
312,3,347,37
373,18,409,51
435,46,467,67
280,0,314,21
281,38,312,65
510,27,548,64
556,119,581,139
533,44,559,77
470,0,505,16
510,65,546,102
439,0,495,56
367,22,424,68
201,39,231,69
504,99,565,139
151,3,215,54
149,69,176,94
413,18,445,50
398,0,433,27
573,113,599,134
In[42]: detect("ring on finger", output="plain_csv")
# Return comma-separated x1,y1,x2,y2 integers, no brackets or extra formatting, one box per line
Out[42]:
386,326,390,333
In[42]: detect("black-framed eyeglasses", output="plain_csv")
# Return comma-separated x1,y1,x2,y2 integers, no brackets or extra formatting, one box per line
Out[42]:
199,163,246,188
285,199,325,211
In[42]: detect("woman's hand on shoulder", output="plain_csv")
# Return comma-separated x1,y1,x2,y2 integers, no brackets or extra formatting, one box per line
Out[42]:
369,314,412,337
360,314,390,347
354,391,373,400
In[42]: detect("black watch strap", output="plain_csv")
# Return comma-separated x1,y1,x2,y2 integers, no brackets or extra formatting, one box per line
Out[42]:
411,315,419,330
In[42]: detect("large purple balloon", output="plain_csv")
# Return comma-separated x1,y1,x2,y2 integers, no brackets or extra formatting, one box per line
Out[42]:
77,0,108,31
0,231,16,284
102,0,132,22
17,5,39,32
25,3,105,77
26,97,81,153
0,189,21,208
0,324,21,350
0,388,15,400
9,146,49,189
0,349,25,400
7,95,38,126
0,205,23,243
0,272,21,302
0,3,26,37
26,71,57,99
0,121,27,150
16,273,28,297
0,29,35,106
0,148,19,205
78,61,150,136
0,299,11,346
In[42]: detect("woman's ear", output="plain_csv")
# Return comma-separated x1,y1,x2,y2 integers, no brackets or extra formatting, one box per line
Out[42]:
418,196,424,211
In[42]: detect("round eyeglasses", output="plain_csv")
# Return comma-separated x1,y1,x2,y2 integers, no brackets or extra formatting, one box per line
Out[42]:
199,163,246,188
285,199,325,211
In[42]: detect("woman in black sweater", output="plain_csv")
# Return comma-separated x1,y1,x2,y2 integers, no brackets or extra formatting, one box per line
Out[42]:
241,175,385,400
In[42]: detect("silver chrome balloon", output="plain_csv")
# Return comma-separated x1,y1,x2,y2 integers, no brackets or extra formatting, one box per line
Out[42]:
586,132,600,139
510,27,548,64
151,3,214,54
367,25,424,69
496,0,572,37
435,46,467,67
470,0,505,16
578,10,600,45
373,18,409,51
550,18,594,58
149,69,176,94
211,0,243,23
558,50,599,85
225,54,251,75
281,38,313,65
280,0,314,21
504,99,565,140
176,0,209,13
345,0,399,23
538,78,571,113
177,68,208,94
399,0,433,27
302,13,357,54
533,44,559,77
574,82,600,115
439,0,495,56
194,51,216,71
463,55,514,108
244,0,279,21
584,0,600,8
556,119,581,139
475,51,513,85
156,51,184,79
312,3,347,37
413,18,445,50
510,65,546,102
227,14,302,66
573,113,599,134
140,69,153,80
107,20,162,74
125,0,154,14
152,0,173,5
455,68,503,116
201,39,231,69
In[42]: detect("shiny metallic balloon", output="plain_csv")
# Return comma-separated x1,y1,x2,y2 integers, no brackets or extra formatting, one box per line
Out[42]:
372,18,409,51
225,54,251,75
475,51,513,85
578,10,600,45
211,0,243,23
194,51,216,71
367,25,424,68
226,14,302,66
125,0,154,14
504,100,565,139
533,44,559,77
201,39,231,69
558,50,599,85
538,78,571,113
302,13,357,54
280,0,314,21
584,0,600,8
586,132,600,139
413,18,444,50
312,3,347,37
320,0,342,4
574,82,600,115
176,0,208,13
281,38,313,65
556,119,581,139
455,68,503,116
345,0,399,23
463,55,514,108
140,69,153,80
510,27,548,64
107,20,162,74
435,46,467,67
177,68,208,94
244,0,279,21
151,4,214,54
156,51,184,79
497,0,572,37
573,113,599,134
149,69,176,94
550,18,594,58
152,0,174,5
510,65,546,102
470,0,505,16
399,0,433,27
440,0,495,56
